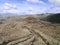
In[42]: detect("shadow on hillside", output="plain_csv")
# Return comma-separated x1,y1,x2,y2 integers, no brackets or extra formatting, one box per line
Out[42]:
41,13,60,23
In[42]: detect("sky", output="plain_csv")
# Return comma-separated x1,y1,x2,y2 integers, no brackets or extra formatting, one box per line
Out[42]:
0,0,60,14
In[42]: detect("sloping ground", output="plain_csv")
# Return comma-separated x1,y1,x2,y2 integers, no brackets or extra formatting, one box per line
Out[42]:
0,16,60,45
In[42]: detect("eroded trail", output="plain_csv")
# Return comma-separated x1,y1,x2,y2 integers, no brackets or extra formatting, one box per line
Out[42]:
1,26,60,45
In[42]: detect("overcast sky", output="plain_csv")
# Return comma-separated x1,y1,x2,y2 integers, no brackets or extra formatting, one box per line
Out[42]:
0,0,60,14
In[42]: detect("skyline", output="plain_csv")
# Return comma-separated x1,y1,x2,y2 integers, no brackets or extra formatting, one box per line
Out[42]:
0,0,60,14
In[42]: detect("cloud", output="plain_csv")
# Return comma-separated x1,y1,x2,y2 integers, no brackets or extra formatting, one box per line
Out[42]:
25,6,48,14
0,2,45,14
45,4,60,13
4,3,17,9
0,1,60,14
49,0,60,4
27,0,39,3
50,7,60,13
0,3,20,13
3,3,12,9
26,0,46,5
0,0,48,14
5,9,19,13
28,7,33,11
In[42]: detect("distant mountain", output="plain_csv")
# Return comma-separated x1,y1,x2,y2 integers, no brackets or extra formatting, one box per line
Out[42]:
0,13,20,18
0,15,3,18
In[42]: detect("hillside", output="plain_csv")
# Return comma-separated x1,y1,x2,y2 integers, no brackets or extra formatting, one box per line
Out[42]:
41,13,60,23
0,13,60,45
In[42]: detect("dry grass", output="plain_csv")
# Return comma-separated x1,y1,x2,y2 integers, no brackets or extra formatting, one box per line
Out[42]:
0,15,60,45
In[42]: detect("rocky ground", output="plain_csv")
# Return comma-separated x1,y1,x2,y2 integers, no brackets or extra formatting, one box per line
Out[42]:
0,15,60,45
